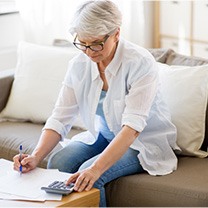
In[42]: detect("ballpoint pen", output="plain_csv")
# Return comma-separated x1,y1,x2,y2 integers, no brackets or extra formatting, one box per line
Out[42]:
19,145,23,175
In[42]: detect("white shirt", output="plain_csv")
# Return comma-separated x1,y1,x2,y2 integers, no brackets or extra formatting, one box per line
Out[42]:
44,38,180,176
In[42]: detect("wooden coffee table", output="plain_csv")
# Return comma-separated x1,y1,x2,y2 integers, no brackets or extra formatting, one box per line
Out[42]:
0,188,100,207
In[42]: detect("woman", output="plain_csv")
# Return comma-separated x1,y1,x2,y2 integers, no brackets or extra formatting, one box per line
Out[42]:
13,0,179,206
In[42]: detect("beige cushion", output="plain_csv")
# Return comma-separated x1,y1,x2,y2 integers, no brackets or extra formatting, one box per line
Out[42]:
158,63,208,157
106,156,208,207
166,52,208,66
148,48,174,63
0,41,80,124
0,121,82,168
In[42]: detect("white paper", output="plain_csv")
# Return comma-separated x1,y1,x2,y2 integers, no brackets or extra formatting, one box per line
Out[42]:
0,159,72,201
0,192,61,202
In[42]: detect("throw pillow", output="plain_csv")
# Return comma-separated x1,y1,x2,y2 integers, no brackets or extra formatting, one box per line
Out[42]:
158,63,208,157
166,53,208,66
148,48,174,63
0,41,84,127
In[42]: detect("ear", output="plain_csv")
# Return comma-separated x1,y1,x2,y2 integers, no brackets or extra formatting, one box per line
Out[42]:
114,28,120,42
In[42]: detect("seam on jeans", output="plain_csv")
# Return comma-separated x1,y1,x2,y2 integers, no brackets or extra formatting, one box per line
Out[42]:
101,159,143,184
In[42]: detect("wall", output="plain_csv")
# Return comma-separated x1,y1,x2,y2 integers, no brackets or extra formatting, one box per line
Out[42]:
0,13,24,71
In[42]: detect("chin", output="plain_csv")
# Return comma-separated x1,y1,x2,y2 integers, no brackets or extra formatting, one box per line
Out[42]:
90,56,102,62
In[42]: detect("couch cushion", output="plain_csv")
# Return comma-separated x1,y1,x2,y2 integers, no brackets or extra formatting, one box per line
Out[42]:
0,121,81,168
148,48,174,63
0,41,81,125
158,50,208,153
106,156,208,207
158,63,208,157
166,52,208,66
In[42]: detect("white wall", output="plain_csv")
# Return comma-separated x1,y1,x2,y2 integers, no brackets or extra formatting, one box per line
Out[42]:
0,13,24,71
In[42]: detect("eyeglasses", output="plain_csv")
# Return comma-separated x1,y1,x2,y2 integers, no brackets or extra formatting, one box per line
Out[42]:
73,35,109,52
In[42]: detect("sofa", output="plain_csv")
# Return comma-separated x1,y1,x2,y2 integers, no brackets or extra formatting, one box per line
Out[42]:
1,41,208,207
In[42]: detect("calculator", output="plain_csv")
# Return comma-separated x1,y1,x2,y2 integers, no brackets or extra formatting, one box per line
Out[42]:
41,181,74,195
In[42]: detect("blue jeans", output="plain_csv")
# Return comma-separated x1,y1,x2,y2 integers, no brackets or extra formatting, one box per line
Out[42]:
47,133,144,207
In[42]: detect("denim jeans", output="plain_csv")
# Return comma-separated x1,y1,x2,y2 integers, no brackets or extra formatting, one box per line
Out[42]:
47,133,144,207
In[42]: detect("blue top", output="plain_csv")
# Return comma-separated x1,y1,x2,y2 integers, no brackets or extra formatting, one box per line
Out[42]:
95,90,115,142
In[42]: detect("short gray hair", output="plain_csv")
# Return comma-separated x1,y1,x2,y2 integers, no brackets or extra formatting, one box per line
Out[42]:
69,0,122,39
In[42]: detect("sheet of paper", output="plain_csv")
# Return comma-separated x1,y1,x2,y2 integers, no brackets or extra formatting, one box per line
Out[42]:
0,159,72,201
0,191,61,201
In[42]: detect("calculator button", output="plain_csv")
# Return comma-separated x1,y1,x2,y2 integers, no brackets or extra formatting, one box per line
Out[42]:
48,181,58,187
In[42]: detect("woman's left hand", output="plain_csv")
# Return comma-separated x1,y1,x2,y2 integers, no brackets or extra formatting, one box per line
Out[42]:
66,166,101,192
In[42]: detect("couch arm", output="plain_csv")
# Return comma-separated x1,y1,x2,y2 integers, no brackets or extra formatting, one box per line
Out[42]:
0,69,14,112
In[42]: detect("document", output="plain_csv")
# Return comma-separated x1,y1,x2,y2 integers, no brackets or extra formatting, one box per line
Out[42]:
0,159,72,201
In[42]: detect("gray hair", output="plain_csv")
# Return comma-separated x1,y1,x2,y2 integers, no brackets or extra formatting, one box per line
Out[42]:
69,0,122,39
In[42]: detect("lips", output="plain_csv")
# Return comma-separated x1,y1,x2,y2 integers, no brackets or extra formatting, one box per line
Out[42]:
91,55,99,59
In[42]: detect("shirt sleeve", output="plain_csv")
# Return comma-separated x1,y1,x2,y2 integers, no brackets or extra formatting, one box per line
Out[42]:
43,83,79,140
122,57,159,133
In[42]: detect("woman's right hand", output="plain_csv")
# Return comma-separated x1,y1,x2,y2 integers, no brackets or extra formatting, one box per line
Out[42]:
13,154,39,173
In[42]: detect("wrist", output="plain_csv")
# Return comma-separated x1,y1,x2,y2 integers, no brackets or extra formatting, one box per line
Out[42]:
31,151,43,164
91,162,104,176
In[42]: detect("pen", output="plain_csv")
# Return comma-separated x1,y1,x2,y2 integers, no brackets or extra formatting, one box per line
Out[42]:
19,145,23,174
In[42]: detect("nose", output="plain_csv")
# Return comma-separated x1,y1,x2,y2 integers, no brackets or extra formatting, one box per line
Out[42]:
85,48,95,57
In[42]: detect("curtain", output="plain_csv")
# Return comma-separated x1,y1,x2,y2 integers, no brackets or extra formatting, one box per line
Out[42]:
16,0,154,48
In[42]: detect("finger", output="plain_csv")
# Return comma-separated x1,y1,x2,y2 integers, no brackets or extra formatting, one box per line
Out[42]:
66,172,80,185
85,180,94,191
13,154,21,164
13,155,22,171
20,155,30,166
14,154,28,166
75,173,93,192
13,163,20,171
21,153,29,159
78,178,90,192
21,165,33,173
19,155,33,173
74,174,85,191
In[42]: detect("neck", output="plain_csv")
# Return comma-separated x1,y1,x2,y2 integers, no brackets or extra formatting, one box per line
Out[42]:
98,41,118,74
99,69,106,74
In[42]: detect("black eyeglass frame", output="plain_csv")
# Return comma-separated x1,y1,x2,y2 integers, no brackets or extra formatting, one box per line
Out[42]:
73,35,110,52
